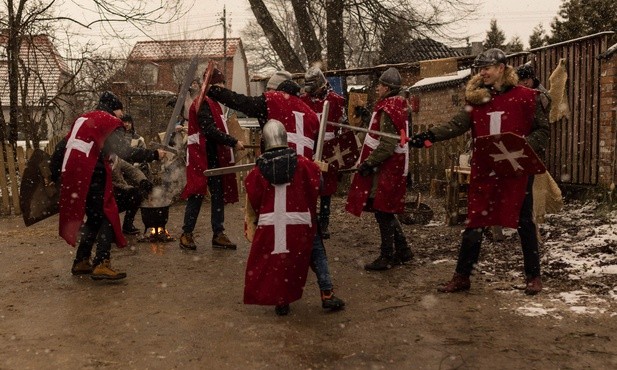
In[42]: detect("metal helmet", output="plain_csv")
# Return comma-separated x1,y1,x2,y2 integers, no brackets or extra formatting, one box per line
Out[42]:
516,63,535,80
472,48,507,68
304,66,327,94
262,119,288,151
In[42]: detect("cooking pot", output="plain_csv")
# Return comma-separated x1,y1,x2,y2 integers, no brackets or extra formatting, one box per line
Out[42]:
140,206,170,229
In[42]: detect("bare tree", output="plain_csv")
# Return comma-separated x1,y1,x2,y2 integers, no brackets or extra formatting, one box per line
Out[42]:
0,0,187,148
244,0,476,74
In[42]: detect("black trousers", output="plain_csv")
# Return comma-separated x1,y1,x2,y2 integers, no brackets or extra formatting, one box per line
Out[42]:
455,176,541,278
75,190,115,266
114,186,141,227
374,211,408,257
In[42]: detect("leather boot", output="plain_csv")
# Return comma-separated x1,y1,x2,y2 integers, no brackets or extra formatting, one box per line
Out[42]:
437,273,471,293
212,232,237,250
364,254,400,271
395,247,413,263
91,260,127,280
71,258,93,275
179,232,197,250
275,304,290,316
321,290,345,310
524,276,542,295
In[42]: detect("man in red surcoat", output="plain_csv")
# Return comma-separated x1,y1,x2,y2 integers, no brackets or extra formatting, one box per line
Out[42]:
411,49,550,295
346,67,412,271
50,91,165,280
244,119,321,316
179,68,245,251
300,66,347,239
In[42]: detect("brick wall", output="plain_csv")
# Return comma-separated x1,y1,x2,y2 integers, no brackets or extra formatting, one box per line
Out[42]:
599,54,617,188
409,83,470,186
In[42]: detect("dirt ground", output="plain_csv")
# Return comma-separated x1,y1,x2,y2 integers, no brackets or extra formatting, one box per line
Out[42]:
1,194,616,370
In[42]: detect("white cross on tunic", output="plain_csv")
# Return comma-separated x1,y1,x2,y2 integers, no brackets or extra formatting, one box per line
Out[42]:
490,140,528,171
186,133,200,165
287,111,315,157
61,117,94,172
326,143,351,167
257,183,312,255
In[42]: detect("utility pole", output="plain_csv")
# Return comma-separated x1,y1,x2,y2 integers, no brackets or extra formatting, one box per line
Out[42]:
221,6,227,82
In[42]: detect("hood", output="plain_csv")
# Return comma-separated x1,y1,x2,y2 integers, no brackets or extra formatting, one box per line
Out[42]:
465,65,518,105
256,147,298,185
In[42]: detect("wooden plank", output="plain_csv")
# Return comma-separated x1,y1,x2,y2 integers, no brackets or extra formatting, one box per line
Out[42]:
566,43,576,184
584,39,596,184
6,145,21,214
16,146,27,181
572,44,587,184
15,146,27,216
589,38,602,184
0,145,10,215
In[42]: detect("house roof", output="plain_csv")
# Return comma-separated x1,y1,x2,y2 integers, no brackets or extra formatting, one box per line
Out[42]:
128,38,242,61
0,34,71,105
409,69,471,92
384,38,465,64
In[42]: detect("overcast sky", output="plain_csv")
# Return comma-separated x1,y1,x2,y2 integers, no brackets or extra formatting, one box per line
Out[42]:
69,0,564,55
161,0,564,46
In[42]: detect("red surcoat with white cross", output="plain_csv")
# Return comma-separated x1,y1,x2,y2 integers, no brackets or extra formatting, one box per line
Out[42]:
346,95,409,216
264,91,319,158
467,85,537,228
181,97,238,203
300,90,347,195
59,111,125,247
243,156,320,306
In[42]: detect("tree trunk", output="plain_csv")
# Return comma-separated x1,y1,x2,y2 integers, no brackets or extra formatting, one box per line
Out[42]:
290,0,322,66
248,0,305,73
325,0,346,70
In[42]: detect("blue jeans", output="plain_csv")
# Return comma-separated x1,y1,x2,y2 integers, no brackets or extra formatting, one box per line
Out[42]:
311,233,333,291
182,175,225,234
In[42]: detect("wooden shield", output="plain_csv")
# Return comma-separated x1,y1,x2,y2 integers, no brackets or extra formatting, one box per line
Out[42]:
322,130,360,171
473,132,546,178
20,149,60,226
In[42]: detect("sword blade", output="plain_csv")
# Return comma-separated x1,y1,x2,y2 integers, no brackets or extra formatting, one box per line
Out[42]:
203,163,256,176
327,121,415,147
314,100,329,160
163,56,199,146
327,121,402,141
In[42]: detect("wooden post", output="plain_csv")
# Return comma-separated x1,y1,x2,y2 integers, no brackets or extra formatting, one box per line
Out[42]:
0,144,11,215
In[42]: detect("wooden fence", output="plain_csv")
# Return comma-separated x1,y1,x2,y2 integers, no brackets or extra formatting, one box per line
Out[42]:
0,136,61,216
508,32,613,186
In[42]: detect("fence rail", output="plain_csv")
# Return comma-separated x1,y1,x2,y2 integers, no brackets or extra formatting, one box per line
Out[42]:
0,137,60,216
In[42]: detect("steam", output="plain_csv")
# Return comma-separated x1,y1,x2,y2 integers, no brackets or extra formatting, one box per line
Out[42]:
142,155,187,208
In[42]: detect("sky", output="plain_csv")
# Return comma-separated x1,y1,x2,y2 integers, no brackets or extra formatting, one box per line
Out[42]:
62,0,564,56
145,0,565,47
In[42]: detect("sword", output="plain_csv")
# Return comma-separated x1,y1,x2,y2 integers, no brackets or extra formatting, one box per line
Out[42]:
327,121,432,148
203,163,256,176
149,141,179,155
195,60,216,113
163,56,199,146
313,101,330,172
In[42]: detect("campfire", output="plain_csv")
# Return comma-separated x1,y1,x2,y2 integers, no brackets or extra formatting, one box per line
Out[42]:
138,201,174,243
139,226,175,243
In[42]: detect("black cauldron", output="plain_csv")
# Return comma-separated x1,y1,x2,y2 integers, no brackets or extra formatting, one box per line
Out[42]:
140,206,170,230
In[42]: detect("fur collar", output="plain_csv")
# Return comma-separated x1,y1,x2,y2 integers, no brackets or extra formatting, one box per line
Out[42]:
465,66,519,105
